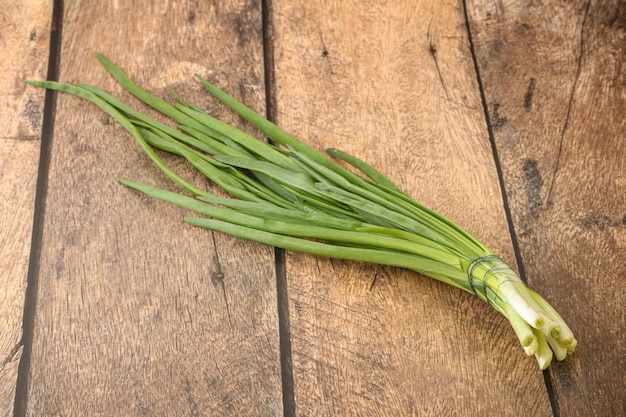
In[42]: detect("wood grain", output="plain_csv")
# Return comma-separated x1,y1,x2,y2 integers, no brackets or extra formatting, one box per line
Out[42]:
467,0,626,415
0,1,51,415
271,0,552,415
24,1,282,416
4,0,623,415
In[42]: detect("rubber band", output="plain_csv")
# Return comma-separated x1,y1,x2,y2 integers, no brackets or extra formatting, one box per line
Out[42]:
469,255,500,305
465,255,530,307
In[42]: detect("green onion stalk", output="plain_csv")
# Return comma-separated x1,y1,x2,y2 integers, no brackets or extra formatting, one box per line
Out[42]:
27,54,576,370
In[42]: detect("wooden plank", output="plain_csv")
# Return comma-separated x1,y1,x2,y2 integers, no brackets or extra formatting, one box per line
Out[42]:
0,1,51,415
270,0,552,415
24,1,283,416
466,1,626,416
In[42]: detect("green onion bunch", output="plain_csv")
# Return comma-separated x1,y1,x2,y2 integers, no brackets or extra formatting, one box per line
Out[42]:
28,54,576,369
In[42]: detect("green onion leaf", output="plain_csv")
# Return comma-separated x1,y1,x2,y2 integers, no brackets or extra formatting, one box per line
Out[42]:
26,54,576,370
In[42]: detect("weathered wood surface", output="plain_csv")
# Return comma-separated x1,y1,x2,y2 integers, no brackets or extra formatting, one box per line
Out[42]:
467,1,626,416
0,1,51,416
16,1,283,416
1,0,624,416
271,1,550,415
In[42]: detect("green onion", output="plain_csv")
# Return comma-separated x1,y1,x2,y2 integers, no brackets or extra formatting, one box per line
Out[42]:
26,53,576,370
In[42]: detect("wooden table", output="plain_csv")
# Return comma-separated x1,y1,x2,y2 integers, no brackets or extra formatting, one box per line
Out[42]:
2,1,625,416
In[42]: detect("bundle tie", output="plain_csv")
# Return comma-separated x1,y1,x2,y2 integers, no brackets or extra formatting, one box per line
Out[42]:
466,255,507,307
